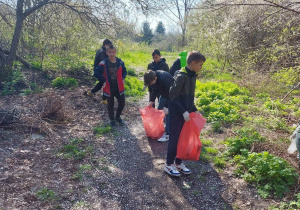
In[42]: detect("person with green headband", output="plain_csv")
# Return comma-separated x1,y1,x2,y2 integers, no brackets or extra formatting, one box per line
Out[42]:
170,51,188,76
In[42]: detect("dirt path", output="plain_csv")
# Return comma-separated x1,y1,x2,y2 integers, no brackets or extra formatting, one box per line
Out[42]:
0,86,276,209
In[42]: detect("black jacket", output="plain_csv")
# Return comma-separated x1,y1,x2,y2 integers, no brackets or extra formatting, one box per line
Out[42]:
149,70,174,108
170,58,181,76
147,58,169,73
169,67,198,117
93,46,108,71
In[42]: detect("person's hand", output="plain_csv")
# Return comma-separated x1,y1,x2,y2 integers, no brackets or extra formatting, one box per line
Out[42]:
148,102,154,107
183,111,190,122
163,107,169,115
195,111,200,114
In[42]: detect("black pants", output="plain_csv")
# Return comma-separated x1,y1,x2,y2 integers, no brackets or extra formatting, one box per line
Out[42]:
107,86,125,121
91,80,105,94
166,115,185,165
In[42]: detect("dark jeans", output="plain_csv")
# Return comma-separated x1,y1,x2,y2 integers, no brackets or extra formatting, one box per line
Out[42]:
107,86,125,121
166,115,185,165
157,96,170,135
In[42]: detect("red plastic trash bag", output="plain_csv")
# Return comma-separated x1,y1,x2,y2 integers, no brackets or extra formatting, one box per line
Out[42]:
176,112,207,160
140,106,165,140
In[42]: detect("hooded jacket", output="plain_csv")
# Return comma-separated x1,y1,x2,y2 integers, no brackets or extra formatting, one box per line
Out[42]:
169,67,198,117
94,58,127,97
147,58,169,73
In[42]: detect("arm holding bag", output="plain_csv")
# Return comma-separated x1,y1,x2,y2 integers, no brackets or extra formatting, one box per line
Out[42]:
176,112,207,160
140,106,165,140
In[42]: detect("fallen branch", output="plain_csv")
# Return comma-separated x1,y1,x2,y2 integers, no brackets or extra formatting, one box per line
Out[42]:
281,82,300,102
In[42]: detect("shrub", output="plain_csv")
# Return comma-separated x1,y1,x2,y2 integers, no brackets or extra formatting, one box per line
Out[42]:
234,151,298,198
127,68,137,77
52,77,78,88
225,128,266,155
195,81,251,124
125,76,146,97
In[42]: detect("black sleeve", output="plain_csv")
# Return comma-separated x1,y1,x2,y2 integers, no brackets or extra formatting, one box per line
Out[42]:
162,63,169,73
169,74,186,114
150,84,158,102
93,50,101,71
191,104,198,112
170,59,181,76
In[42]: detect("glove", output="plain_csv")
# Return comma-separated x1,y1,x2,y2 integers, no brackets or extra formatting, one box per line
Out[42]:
163,107,169,115
148,102,154,107
183,111,190,122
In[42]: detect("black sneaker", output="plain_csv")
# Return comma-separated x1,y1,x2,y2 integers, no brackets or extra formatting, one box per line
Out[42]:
115,117,125,125
110,120,116,127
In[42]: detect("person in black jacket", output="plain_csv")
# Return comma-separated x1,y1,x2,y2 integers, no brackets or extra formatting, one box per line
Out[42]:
87,39,113,104
144,70,173,142
164,51,206,177
169,51,188,76
146,49,170,108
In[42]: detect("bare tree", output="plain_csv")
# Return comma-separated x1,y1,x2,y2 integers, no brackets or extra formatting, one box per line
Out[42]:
0,0,153,82
161,0,201,47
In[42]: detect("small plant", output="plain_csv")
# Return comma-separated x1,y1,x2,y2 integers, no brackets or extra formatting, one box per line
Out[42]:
269,193,300,210
234,152,298,198
1,67,23,95
79,164,92,171
71,171,83,181
124,76,146,97
58,138,93,160
52,77,78,88
214,156,226,168
127,68,137,76
93,124,111,136
225,128,266,155
36,188,57,201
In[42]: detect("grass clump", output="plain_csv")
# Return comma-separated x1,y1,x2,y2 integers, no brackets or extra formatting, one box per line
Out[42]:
269,193,300,210
36,188,57,201
225,128,266,156
52,77,78,88
93,124,112,136
58,138,93,160
234,151,298,198
125,76,146,97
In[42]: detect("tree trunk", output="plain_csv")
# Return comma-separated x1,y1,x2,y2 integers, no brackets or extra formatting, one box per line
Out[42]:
6,0,24,78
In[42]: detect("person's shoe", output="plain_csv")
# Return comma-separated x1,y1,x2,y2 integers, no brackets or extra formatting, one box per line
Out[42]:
110,120,116,127
176,163,191,175
164,164,181,177
116,117,125,125
165,133,169,139
87,91,94,96
158,133,169,142
101,99,108,105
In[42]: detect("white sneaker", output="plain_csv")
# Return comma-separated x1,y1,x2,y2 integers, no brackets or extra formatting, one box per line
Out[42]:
164,164,181,177
176,163,191,174
158,133,169,142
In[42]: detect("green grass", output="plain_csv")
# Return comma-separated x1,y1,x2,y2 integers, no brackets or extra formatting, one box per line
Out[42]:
93,124,112,136
58,138,93,160
36,188,57,201
52,77,78,88
125,76,146,97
